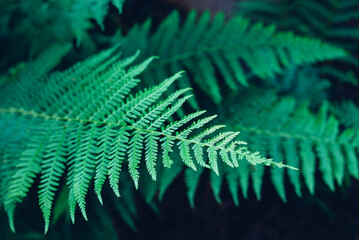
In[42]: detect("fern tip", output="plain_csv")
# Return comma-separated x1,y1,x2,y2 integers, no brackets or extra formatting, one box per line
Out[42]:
44,224,49,235
151,56,160,60
6,206,16,233
134,181,139,190
10,224,15,233
82,212,88,221
97,195,104,205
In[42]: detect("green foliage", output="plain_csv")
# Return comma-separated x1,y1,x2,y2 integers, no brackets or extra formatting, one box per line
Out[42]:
65,0,125,45
1,0,359,237
266,65,331,105
0,43,72,89
238,0,359,85
0,45,286,233
223,91,359,199
0,0,125,68
332,101,359,130
177,91,359,206
115,10,347,106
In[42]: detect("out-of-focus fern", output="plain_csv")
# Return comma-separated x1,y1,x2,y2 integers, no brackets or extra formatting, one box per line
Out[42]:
222,91,359,201
238,0,359,85
114,10,347,107
266,65,331,105
0,0,125,67
59,0,125,45
0,43,72,89
0,45,288,234
332,101,359,130
161,91,359,206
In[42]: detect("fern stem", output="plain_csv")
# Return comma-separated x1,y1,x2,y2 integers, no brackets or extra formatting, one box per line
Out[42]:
234,125,337,144
0,107,276,166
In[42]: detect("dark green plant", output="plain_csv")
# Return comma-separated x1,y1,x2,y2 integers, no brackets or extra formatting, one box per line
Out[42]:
115,10,346,107
0,0,124,69
237,0,359,85
1,0,359,238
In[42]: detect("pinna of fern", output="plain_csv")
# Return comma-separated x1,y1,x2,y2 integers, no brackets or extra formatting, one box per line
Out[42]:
114,10,347,108
0,44,292,234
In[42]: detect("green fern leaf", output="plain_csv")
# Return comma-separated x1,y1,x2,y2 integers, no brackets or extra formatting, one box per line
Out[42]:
238,0,359,85
112,0,125,14
0,45,282,232
4,120,57,232
185,167,204,208
116,10,347,105
224,91,359,200
210,169,223,204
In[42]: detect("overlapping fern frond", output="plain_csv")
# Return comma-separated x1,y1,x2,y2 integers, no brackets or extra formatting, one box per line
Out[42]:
221,91,359,201
64,0,125,45
0,43,72,89
0,0,125,60
160,91,359,206
332,101,359,130
238,0,359,85
266,65,331,106
0,45,287,234
115,10,347,107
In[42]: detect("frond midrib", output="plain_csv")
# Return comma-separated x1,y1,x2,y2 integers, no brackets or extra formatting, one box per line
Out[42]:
232,124,353,146
147,43,256,70
0,107,269,163
146,36,295,71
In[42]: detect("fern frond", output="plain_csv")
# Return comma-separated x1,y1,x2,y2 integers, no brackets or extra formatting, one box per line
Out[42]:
116,10,347,106
0,45,283,232
267,65,330,106
66,0,126,45
0,43,72,106
238,0,359,85
224,91,359,200
112,0,125,14
332,101,359,130
181,91,359,205
3,119,58,232
185,166,204,208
